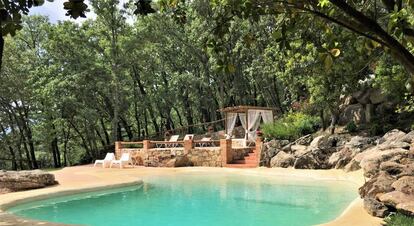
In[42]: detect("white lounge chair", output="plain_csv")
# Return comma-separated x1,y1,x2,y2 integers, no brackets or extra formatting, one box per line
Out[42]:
199,137,213,147
183,134,194,141
166,135,180,148
157,134,180,148
94,153,115,168
110,153,131,168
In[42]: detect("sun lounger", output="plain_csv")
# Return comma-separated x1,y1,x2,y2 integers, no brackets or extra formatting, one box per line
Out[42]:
199,137,215,147
93,153,115,168
110,153,131,168
157,135,180,148
166,135,180,148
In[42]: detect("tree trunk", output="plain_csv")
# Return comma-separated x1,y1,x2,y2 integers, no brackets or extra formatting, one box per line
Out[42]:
8,146,17,170
0,35,3,71
329,109,339,134
120,116,133,140
100,118,110,145
320,110,327,131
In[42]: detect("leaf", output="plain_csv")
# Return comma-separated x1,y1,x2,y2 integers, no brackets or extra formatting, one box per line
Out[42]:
272,30,282,41
324,54,333,71
318,0,330,7
227,64,236,73
329,48,341,57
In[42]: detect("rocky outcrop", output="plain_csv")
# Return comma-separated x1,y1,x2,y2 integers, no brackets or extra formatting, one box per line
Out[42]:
270,151,295,168
259,139,289,167
339,88,395,125
0,170,57,193
356,129,414,217
262,128,414,217
339,104,365,125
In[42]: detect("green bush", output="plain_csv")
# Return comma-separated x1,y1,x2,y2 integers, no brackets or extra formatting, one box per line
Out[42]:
384,213,414,226
261,112,320,140
345,121,358,133
369,122,384,136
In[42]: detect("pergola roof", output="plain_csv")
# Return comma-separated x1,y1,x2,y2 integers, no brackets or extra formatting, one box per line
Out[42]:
217,105,276,113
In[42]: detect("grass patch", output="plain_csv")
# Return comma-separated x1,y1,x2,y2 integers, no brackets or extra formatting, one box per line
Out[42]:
384,213,414,226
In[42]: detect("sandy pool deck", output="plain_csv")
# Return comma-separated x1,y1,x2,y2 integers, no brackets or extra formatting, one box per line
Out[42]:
0,166,383,226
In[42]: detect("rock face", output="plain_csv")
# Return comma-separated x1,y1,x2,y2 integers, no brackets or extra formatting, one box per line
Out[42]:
339,103,365,125
338,88,396,125
0,170,57,193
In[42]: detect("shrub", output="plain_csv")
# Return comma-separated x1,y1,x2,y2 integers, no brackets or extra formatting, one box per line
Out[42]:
261,112,320,140
345,121,358,133
369,122,384,136
384,213,414,226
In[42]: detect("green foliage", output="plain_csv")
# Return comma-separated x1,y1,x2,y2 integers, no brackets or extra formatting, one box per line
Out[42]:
369,122,384,136
262,112,320,140
345,120,358,133
397,93,414,113
373,55,408,102
384,213,414,226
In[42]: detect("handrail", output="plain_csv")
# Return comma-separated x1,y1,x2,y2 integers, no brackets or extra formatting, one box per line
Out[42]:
119,141,143,144
149,141,185,144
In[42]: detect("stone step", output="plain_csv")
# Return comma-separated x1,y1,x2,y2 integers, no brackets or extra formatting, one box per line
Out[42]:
225,163,257,168
233,159,257,164
244,156,257,160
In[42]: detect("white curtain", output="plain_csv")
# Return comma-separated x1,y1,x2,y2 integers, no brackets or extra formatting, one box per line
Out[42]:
226,112,238,137
238,113,248,140
247,110,262,141
260,110,274,124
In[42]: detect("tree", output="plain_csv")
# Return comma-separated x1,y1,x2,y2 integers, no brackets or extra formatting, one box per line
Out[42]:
174,0,414,83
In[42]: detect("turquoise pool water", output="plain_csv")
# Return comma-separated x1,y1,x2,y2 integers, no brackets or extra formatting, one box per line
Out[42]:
8,173,357,226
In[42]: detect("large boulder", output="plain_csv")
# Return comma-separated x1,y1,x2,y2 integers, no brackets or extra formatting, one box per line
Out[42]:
270,151,295,168
360,148,410,178
291,145,310,157
293,148,335,169
345,136,377,153
401,131,414,143
0,170,57,193
369,88,387,104
166,155,193,167
363,197,390,218
378,129,407,145
260,139,289,167
378,191,414,216
293,154,318,169
359,171,395,198
338,103,365,125
328,147,353,169
392,176,414,194
294,134,313,145
353,89,371,105
309,135,331,150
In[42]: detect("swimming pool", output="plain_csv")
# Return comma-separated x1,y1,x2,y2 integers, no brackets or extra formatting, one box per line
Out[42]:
8,172,357,226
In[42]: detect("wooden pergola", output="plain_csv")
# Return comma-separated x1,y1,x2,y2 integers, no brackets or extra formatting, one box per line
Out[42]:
217,105,276,141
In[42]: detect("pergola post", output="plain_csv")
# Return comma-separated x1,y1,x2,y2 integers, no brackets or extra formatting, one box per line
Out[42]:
245,109,249,142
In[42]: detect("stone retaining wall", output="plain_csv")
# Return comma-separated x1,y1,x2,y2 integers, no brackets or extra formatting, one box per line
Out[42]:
116,147,253,168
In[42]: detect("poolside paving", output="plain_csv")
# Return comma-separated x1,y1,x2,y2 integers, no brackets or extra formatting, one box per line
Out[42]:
0,166,383,226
